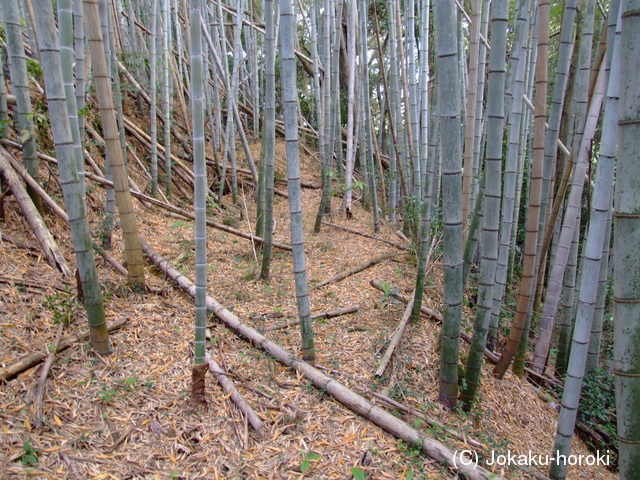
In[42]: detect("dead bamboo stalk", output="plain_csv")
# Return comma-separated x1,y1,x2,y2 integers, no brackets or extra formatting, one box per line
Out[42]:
5,151,129,276
4,150,69,220
263,305,360,332
32,322,64,427
321,221,412,251
365,389,485,450
0,318,128,382
375,292,415,377
313,252,399,289
140,239,500,480
0,146,72,277
205,353,265,439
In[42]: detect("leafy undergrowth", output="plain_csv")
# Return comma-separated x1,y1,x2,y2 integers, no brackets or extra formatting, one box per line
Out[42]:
0,139,616,480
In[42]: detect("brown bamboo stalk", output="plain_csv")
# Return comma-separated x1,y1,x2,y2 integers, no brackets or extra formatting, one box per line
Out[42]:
85,0,145,286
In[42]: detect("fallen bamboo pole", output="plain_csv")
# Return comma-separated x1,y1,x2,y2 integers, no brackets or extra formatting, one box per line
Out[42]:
314,252,398,289
140,239,499,480
375,293,414,377
205,353,265,439
263,305,359,332
0,146,72,277
321,221,412,252
0,318,128,382
365,389,485,450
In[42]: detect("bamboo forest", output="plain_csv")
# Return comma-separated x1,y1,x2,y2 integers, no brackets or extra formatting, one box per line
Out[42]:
0,0,638,478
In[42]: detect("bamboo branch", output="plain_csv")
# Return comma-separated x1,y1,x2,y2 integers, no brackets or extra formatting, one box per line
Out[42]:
205,352,265,439
314,252,398,289
31,321,64,427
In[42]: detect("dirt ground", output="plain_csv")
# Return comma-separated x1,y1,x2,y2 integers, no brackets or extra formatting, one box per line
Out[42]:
0,139,617,480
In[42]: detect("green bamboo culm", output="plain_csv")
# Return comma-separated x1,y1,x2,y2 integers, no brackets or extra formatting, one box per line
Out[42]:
1,0,41,208
280,0,315,364
31,0,110,354
433,0,463,410
259,0,276,281
189,0,207,366
460,0,509,409
612,0,640,476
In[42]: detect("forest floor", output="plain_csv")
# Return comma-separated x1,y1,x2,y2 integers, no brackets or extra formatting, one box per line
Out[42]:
0,137,618,480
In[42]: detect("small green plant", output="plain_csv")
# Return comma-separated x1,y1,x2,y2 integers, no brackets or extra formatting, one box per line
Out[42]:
557,368,618,450
98,388,118,403
351,466,366,480
378,281,399,306
21,441,39,467
44,288,81,325
300,451,322,473
27,59,43,78
124,377,138,389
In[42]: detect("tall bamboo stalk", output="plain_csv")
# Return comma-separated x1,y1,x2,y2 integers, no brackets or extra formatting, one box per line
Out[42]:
531,57,606,374
494,0,550,378
613,3,640,472
549,17,619,477
1,1,40,208
32,0,110,354
461,0,508,408
259,0,276,281
461,0,482,243
280,0,315,364
84,0,145,286
188,0,207,368
434,0,463,409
